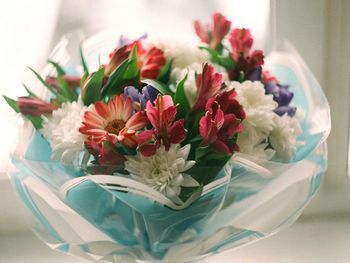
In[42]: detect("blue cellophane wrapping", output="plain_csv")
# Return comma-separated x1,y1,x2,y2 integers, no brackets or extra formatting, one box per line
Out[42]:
7,37,330,263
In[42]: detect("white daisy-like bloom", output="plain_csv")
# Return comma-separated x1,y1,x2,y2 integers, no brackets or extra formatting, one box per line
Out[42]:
41,98,87,166
125,144,199,203
269,114,302,162
171,62,202,107
144,38,209,69
232,81,278,160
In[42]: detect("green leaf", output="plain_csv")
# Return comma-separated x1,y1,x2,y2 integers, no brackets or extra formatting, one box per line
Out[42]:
28,67,58,96
189,134,202,143
218,55,236,69
174,74,190,119
115,143,136,156
102,59,130,97
80,46,89,75
157,58,173,83
186,110,203,141
204,152,231,162
238,71,245,82
123,45,139,78
48,60,77,101
48,60,65,75
121,46,141,87
26,115,43,129
200,46,220,64
22,83,38,98
80,71,89,87
3,96,19,113
179,185,203,203
83,67,105,106
28,67,67,102
123,59,140,85
142,79,173,95
195,146,210,161
199,46,235,70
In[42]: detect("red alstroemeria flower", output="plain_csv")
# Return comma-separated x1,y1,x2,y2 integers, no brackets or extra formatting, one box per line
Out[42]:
17,96,57,116
138,47,166,79
137,95,186,156
227,28,264,81
199,90,245,154
85,140,125,166
105,40,166,80
192,63,223,112
212,13,231,48
45,75,81,91
194,20,210,44
194,12,231,49
229,28,254,60
79,94,148,148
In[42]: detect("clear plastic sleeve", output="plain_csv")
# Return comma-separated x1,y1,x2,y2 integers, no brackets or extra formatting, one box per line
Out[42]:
7,33,330,263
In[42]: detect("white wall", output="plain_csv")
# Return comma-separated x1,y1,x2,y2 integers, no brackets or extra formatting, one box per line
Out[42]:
276,0,327,87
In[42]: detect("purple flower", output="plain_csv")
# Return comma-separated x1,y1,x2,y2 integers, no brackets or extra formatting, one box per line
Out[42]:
264,80,279,95
248,66,262,81
124,85,158,110
274,86,293,106
274,106,296,116
263,80,296,117
118,34,147,48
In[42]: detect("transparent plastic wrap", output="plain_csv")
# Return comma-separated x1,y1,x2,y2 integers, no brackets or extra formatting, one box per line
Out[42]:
5,31,331,263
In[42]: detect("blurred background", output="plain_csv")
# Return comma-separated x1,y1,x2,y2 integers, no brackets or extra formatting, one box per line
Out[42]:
0,0,349,262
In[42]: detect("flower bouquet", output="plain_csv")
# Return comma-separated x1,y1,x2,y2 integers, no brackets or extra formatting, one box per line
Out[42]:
5,12,330,263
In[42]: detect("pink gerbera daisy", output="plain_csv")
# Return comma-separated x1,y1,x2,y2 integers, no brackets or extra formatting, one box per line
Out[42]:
79,95,148,148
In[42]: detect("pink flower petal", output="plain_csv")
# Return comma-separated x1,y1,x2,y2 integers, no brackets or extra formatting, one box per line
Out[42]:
194,20,209,44
213,139,231,154
94,101,110,119
212,13,231,46
137,129,156,145
160,106,177,129
122,96,134,121
199,112,218,146
138,144,158,157
126,111,148,130
156,95,174,112
168,119,186,145
146,100,158,128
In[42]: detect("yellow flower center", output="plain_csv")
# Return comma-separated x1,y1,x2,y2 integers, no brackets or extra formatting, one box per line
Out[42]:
105,119,125,135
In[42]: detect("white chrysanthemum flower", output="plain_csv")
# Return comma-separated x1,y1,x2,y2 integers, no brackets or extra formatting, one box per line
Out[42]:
171,62,202,107
233,81,277,112
145,38,208,69
232,81,278,160
41,99,87,166
270,114,302,162
125,144,199,203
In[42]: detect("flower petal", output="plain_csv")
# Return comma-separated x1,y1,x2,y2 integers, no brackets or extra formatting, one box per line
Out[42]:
126,111,148,130
180,160,196,172
168,119,186,145
138,143,158,157
94,101,110,119
146,101,158,128
177,144,191,160
137,129,155,145
122,96,134,121
181,174,200,187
